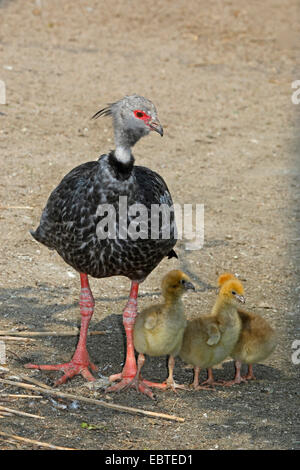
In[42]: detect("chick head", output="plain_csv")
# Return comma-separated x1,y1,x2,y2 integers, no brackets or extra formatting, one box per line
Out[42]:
219,278,245,304
161,270,195,298
218,272,236,286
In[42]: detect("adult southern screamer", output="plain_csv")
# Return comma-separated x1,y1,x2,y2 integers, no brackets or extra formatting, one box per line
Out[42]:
26,95,177,396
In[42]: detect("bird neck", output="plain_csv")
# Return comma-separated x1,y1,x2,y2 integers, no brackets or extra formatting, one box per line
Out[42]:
110,123,144,176
211,296,237,319
115,145,132,165
114,120,145,152
108,149,134,179
163,293,183,310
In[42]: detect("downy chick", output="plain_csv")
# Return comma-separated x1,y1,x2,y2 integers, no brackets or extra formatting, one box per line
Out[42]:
218,273,277,386
132,270,195,398
180,274,244,390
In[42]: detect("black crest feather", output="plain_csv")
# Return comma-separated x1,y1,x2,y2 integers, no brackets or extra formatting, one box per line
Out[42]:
91,105,112,120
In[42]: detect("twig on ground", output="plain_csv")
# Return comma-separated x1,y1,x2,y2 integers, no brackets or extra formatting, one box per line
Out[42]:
17,373,52,390
0,336,36,342
0,378,185,423
0,329,106,337
0,404,44,419
0,431,77,450
0,394,43,399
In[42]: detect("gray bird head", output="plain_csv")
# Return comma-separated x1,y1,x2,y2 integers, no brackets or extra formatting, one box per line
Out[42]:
92,95,163,150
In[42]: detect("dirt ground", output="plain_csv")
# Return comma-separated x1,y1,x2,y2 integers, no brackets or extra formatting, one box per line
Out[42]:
0,0,299,451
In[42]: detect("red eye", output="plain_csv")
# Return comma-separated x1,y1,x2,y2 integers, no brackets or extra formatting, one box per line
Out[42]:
134,109,149,120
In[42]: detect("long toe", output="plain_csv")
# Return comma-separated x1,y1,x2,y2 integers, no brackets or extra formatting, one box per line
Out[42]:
172,382,190,392
199,379,218,389
242,373,256,381
138,381,155,400
143,379,168,390
106,377,133,393
106,376,155,399
194,383,217,391
219,377,247,387
164,379,190,393
25,358,96,386
108,372,123,383
143,379,189,393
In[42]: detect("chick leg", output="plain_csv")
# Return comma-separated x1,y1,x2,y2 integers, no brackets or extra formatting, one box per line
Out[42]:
243,364,256,381
164,355,188,391
192,366,200,388
221,360,247,386
25,273,97,386
142,356,188,393
191,366,216,390
200,368,217,388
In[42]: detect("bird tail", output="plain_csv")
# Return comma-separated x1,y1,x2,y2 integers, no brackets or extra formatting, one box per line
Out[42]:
167,249,178,260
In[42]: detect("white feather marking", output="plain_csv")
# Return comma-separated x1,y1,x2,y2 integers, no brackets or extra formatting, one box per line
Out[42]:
115,146,131,164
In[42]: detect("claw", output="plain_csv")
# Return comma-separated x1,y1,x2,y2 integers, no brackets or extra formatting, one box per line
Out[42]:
25,358,97,387
106,375,155,400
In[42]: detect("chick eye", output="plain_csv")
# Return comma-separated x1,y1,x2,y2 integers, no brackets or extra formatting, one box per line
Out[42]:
232,291,236,295
134,110,146,119
180,279,186,285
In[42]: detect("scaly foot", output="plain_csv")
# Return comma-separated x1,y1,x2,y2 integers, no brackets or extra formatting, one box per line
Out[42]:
25,352,97,386
107,373,156,399
25,273,97,386
143,378,189,393
106,282,142,394
219,376,247,387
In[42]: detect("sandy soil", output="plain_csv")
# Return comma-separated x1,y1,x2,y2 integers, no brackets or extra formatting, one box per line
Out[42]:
0,0,299,450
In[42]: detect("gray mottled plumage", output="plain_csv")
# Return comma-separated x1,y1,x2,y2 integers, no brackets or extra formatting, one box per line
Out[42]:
31,95,176,282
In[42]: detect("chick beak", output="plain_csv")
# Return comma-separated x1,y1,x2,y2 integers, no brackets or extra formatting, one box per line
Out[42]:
236,294,245,304
184,281,195,291
149,120,163,136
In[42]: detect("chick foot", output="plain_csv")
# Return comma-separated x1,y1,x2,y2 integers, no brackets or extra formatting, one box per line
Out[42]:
190,366,217,390
143,355,189,393
143,377,189,393
198,368,219,388
219,360,247,386
220,377,247,387
242,364,256,381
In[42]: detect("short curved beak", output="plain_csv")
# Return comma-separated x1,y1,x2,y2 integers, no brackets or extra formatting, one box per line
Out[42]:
184,281,195,291
149,120,163,137
236,294,245,304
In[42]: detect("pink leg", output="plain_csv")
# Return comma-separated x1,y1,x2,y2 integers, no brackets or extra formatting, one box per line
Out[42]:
192,366,216,390
25,273,97,386
192,366,200,389
107,282,171,398
243,364,256,381
122,353,157,399
221,360,247,386
106,281,140,391
200,368,216,387
143,355,188,393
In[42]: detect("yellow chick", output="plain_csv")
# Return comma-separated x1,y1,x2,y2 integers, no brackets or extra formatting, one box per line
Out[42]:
180,274,244,390
218,274,277,386
132,270,195,398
